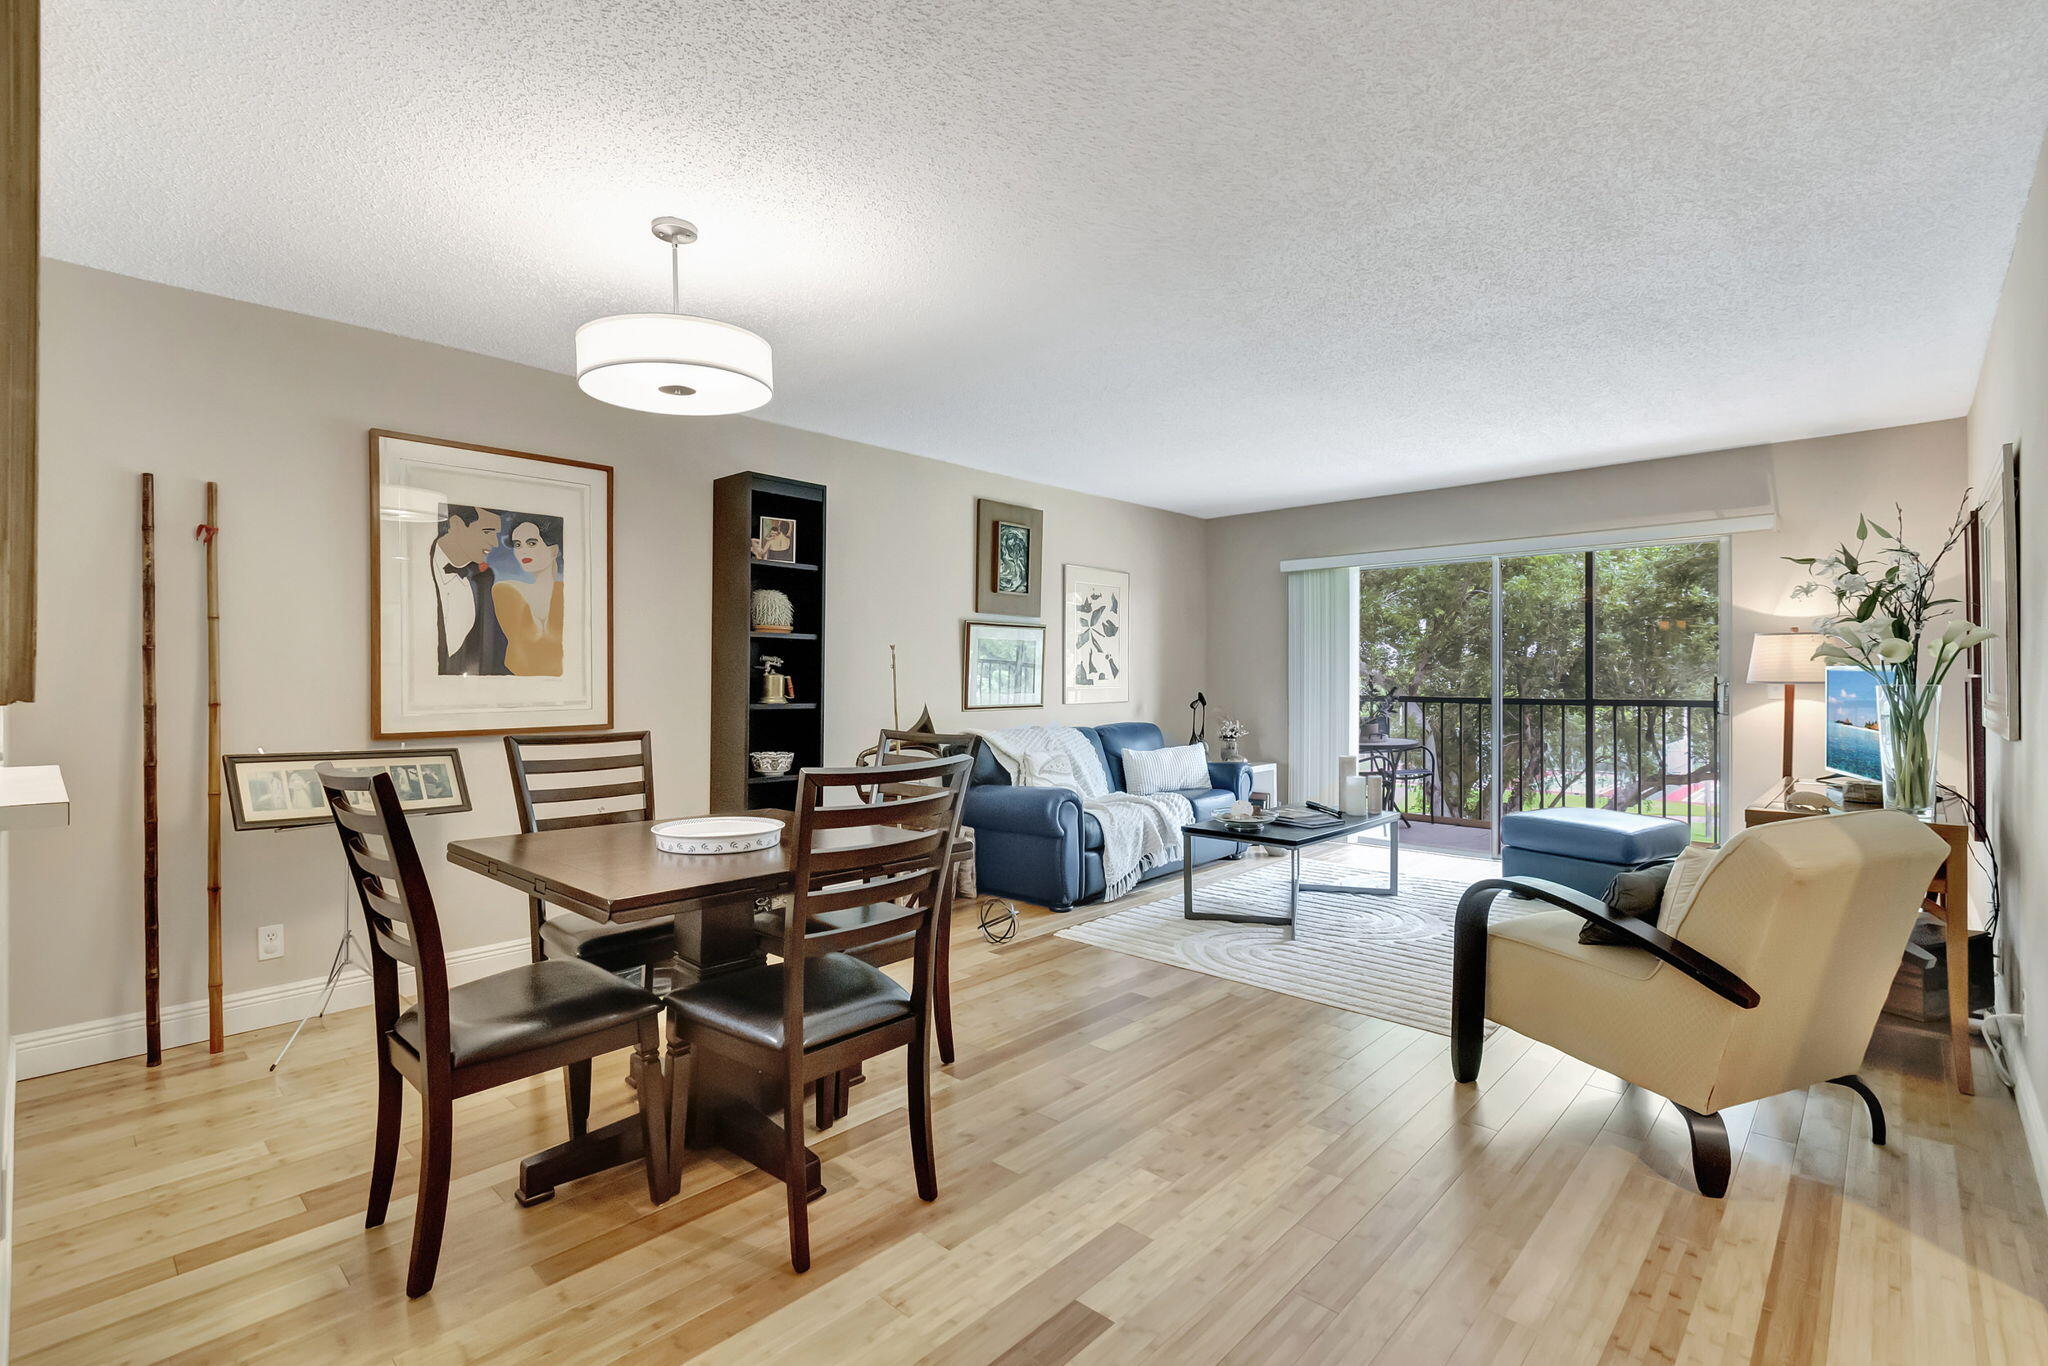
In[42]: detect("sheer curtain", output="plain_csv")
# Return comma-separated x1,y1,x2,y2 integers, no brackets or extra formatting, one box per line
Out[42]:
1286,566,1358,805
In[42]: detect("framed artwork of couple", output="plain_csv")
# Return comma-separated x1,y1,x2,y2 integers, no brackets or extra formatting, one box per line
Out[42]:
223,748,471,831
371,431,614,738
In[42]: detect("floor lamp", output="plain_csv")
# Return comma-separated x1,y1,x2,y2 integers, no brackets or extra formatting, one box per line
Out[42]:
1747,630,1829,780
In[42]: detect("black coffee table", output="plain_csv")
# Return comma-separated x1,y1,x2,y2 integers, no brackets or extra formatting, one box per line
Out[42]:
1181,810,1400,938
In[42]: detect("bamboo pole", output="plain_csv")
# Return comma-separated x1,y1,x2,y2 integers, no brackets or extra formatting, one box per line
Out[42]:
141,473,161,1067
200,482,223,1052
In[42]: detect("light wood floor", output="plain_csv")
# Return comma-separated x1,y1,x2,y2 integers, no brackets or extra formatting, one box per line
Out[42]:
13,849,2048,1365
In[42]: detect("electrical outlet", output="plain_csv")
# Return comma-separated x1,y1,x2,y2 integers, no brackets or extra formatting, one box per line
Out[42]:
257,924,284,961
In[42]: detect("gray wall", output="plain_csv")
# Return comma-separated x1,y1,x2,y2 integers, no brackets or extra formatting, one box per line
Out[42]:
1201,421,1970,817
1968,132,2047,1131
8,261,1209,1039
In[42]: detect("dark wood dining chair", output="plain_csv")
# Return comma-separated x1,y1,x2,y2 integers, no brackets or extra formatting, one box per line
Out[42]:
835,729,982,1068
504,732,677,985
664,752,972,1272
318,764,667,1299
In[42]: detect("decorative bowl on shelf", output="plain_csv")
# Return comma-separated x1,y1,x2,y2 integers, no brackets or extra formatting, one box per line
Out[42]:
651,816,784,856
749,751,796,776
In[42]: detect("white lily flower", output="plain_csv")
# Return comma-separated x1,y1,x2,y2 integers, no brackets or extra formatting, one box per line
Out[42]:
1813,644,1858,662
1838,573,1870,592
1947,624,1995,650
1874,638,1913,664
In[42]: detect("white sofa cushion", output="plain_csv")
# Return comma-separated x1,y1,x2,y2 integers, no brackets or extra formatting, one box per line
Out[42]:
1122,743,1210,795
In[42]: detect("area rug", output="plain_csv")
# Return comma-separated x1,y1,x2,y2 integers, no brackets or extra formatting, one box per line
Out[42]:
1055,847,1536,1037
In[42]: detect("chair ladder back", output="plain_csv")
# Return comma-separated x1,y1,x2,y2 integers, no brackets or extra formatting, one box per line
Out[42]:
783,755,972,1051
318,764,452,1056
503,731,655,834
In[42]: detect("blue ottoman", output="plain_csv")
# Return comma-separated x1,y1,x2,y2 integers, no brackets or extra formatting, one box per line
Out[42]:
1499,808,1691,899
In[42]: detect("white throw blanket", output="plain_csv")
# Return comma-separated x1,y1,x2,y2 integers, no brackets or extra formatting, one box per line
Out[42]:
973,725,1195,900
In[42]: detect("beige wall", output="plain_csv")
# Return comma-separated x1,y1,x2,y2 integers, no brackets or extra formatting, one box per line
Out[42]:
1968,134,2047,1121
8,261,1208,1040
1203,421,1970,816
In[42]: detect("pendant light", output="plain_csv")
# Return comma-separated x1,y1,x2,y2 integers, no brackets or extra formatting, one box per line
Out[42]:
575,217,773,415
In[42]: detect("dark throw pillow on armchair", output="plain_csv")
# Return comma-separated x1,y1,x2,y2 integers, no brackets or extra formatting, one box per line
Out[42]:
1579,858,1678,946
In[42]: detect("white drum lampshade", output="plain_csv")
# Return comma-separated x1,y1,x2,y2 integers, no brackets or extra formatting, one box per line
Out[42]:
574,217,773,416
1748,629,1830,781
575,313,773,415
1746,631,1830,685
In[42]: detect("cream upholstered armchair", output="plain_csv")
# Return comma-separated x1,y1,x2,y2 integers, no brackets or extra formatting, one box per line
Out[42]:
1452,808,1949,1196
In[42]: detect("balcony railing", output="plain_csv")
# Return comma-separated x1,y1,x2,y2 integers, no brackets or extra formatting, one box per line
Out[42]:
1370,695,1721,844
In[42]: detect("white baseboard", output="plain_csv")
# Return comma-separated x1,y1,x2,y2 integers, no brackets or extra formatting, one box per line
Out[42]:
12,937,532,1080
2011,1043,2048,1213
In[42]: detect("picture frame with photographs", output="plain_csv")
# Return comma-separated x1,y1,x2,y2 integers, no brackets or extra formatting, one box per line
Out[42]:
223,748,472,831
962,620,1046,710
370,430,614,739
974,497,1043,617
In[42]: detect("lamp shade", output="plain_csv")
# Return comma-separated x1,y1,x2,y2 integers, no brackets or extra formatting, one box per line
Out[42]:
575,313,773,415
1747,631,1830,684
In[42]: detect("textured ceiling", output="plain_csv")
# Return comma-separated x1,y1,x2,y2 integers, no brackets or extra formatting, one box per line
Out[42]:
42,1,2048,516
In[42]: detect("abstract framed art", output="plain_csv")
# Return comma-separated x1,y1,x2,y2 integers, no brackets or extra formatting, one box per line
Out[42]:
1063,563,1130,704
974,497,1042,617
223,748,471,831
370,431,614,738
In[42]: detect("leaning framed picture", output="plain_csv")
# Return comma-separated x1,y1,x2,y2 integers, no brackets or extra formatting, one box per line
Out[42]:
1976,441,2022,741
1063,564,1130,704
962,620,1046,710
370,431,614,738
223,748,471,832
974,498,1043,617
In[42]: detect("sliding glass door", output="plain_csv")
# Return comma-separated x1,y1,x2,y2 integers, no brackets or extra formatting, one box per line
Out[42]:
1359,539,1724,853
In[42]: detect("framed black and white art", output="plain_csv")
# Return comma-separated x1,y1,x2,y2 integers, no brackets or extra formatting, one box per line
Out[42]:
223,748,471,832
974,498,1043,617
370,431,614,738
1063,564,1130,704
962,621,1046,710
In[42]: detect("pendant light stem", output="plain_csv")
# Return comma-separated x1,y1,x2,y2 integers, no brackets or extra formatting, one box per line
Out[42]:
671,243,680,313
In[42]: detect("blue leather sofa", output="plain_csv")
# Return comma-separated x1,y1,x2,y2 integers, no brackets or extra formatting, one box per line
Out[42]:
963,722,1252,911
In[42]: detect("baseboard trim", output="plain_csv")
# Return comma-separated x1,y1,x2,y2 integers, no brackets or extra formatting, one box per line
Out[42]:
12,937,532,1080
2012,1043,2048,1213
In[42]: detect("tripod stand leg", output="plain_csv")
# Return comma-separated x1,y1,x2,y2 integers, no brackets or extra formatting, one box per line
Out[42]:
271,931,353,1072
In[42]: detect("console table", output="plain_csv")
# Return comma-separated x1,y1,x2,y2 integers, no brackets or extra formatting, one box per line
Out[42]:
1743,781,1975,1095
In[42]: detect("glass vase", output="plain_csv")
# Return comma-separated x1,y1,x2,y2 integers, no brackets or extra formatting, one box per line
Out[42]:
1877,685,1937,819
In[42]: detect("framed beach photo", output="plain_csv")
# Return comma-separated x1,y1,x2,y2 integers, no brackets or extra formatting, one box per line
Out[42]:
974,497,1042,617
223,748,471,832
962,620,1046,710
1063,564,1130,704
370,431,614,738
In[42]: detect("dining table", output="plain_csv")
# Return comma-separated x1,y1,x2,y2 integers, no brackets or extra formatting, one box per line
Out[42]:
446,810,968,1205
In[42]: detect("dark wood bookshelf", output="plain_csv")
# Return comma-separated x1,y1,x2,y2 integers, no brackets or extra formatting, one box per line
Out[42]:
711,472,827,811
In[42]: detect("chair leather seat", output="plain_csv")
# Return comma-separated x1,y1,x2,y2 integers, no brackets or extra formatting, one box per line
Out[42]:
540,913,676,973
666,953,911,1051
392,959,660,1069
754,902,923,965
